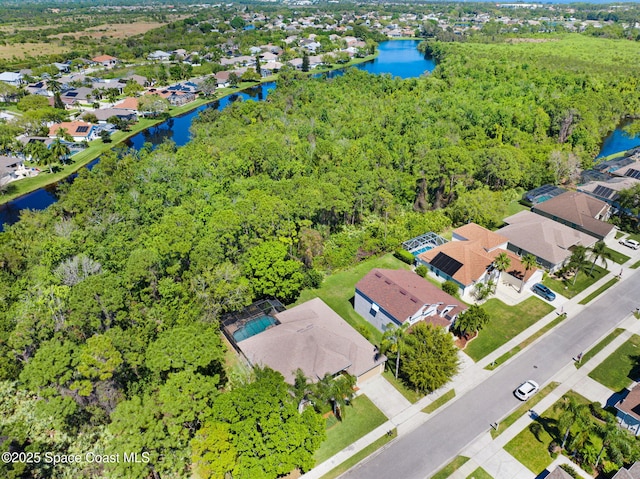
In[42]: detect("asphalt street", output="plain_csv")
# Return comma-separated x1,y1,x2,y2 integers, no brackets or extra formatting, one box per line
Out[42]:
342,270,640,479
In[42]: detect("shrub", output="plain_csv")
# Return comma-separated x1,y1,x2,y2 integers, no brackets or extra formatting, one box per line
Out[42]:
442,280,459,297
302,269,324,289
394,248,415,265
415,264,428,278
559,464,579,479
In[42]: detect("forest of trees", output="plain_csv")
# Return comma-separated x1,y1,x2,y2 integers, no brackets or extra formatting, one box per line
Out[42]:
1,34,640,478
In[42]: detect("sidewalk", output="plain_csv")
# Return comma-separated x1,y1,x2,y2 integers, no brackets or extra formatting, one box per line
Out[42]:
302,244,640,479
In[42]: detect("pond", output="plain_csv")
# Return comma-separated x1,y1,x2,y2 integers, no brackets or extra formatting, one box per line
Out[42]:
597,119,640,158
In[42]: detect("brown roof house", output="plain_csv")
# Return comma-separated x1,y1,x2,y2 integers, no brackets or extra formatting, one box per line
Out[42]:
615,384,640,436
545,467,575,479
355,269,467,332
417,223,538,297
498,210,598,273
92,55,118,68
237,298,385,386
532,191,615,240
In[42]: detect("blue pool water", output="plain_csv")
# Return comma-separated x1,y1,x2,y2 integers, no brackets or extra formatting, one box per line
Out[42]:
412,245,434,256
233,315,278,342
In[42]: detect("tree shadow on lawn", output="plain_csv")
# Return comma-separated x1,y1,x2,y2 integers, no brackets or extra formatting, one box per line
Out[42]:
628,355,640,383
529,416,560,443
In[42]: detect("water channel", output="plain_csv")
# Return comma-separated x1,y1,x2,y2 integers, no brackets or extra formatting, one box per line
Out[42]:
0,39,638,230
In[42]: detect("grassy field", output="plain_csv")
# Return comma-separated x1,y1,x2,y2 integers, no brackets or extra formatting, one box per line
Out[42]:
320,429,397,479
0,42,70,59
422,389,455,414
486,314,566,371
314,395,388,465
382,369,422,403
542,265,608,299
604,246,631,265
575,328,624,369
504,391,590,473
432,456,470,479
464,297,555,362
588,334,640,390
578,278,619,305
490,382,559,438
50,21,168,40
294,254,410,345
467,467,493,479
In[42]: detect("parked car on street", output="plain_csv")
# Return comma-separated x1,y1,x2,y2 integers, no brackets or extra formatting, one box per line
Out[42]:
514,380,539,401
531,283,556,301
619,238,640,250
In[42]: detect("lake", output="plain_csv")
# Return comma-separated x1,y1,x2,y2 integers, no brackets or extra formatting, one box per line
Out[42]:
597,119,640,158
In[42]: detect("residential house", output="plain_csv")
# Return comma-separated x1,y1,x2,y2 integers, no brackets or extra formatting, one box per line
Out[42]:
52,62,70,73
545,467,575,479
88,108,137,124
615,384,640,436
355,269,467,332
417,223,538,296
532,191,615,240
147,50,172,61
166,91,196,106
0,156,32,185
261,61,283,76
60,87,95,106
523,184,567,205
113,97,140,114
288,58,304,70
237,298,386,385
92,55,118,68
49,121,97,142
578,177,640,209
498,210,598,273
215,71,231,88
0,72,24,86
122,74,150,87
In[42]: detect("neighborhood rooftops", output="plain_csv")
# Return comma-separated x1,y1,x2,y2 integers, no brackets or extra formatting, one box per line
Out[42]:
238,297,385,384
355,268,466,326
532,191,614,239
49,121,95,139
499,210,598,265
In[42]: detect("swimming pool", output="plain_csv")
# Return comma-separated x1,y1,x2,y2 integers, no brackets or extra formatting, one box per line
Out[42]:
411,245,434,256
233,315,278,342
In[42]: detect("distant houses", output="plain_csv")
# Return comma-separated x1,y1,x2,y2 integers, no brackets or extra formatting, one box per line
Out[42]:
49,121,98,142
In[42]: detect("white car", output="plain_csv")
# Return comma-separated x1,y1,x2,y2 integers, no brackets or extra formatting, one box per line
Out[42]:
620,239,640,250
514,380,539,401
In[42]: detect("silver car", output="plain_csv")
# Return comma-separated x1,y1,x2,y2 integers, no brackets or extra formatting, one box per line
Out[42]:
514,380,539,400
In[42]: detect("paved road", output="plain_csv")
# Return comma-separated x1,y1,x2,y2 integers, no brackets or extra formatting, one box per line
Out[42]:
343,271,640,479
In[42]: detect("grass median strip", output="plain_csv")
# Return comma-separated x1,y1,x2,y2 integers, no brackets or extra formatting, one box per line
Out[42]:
422,389,455,414
588,334,640,390
432,456,470,479
604,246,630,265
575,328,624,369
578,278,619,305
466,467,493,479
319,429,397,479
490,382,560,439
631,260,640,270
486,314,567,371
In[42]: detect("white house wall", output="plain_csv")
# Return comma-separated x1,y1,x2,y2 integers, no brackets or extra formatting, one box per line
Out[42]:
354,290,401,332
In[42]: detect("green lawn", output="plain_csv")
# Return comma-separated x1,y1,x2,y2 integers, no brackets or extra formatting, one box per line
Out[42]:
432,456,470,479
576,328,624,369
467,467,493,479
314,395,388,465
631,260,640,270
578,278,619,305
486,314,567,371
320,429,397,479
490,382,559,438
506,199,529,217
382,369,422,404
604,246,631,265
616,231,626,240
294,253,410,345
542,265,608,299
464,297,555,362
588,334,640,391
504,391,590,473
422,389,455,414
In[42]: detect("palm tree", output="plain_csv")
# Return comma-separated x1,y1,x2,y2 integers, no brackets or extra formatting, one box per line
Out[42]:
568,245,590,286
589,241,612,274
554,396,591,449
23,140,49,164
519,254,538,293
595,415,633,467
381,322,409,379
493,252,511,284
50,139,71,165
311,373,356,421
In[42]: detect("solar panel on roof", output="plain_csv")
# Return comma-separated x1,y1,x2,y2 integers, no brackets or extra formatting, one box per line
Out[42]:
625,169,640,180
66,92,77,97
430,252,463,278
76,126,89,133
593,185,615,199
